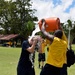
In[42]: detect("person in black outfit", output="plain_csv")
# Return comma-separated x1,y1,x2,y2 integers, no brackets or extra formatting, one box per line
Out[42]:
17,37,37,75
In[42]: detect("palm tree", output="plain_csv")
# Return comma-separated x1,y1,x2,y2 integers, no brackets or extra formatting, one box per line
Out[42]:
63,19,75,49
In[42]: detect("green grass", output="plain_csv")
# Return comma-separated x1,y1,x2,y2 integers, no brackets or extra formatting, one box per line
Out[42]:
0,47,21,75
0,45,75,75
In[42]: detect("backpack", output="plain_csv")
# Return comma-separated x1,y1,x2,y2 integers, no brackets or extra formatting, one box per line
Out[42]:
67,47,75,67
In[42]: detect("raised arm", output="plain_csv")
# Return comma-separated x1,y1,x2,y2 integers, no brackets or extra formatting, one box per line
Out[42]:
27,37,37,53
41,19,54,43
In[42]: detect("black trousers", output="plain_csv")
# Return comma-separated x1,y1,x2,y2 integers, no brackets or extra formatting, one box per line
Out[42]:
17,66,35,75
60,64,67,75
40,64,62,75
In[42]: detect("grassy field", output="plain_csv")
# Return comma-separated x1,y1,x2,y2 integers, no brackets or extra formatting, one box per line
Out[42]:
0,44,75,75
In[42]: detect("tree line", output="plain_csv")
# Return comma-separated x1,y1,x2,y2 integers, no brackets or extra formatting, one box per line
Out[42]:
0,0,38,39
0,0,75,43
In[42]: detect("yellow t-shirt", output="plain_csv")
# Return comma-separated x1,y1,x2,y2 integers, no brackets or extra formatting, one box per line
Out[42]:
41,42,46,53
45,39,50,44
46,32,68,68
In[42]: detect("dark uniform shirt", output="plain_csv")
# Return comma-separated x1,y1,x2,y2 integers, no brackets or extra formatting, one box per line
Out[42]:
17,40,35,75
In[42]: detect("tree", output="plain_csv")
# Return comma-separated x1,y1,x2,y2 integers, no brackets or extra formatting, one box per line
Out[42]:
15,0,38,38
62,19,75,44
0,0,10,34
0,0,38,39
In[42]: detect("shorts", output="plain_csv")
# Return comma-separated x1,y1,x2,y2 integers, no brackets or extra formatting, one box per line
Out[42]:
38,53,42,62
41,53,45,61
38,53,45,62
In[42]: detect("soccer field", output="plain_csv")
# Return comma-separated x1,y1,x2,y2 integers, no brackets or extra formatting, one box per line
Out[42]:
0,45,75,75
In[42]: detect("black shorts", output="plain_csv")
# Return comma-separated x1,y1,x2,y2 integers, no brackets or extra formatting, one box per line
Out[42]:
38,53,45,62
38,53,42,62
40,64,62,75
42,53,45,61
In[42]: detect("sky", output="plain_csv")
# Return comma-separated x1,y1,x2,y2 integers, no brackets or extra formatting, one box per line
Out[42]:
31,0,75,23
5,0,75,23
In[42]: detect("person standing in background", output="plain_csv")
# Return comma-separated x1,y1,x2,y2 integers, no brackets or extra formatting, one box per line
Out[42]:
45,39,50,52
38,38,46,69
